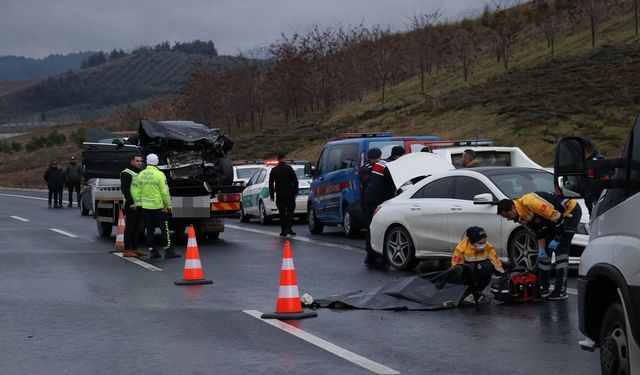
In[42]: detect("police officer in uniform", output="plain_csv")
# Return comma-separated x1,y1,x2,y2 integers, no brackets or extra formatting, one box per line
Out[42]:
120,153,147,258
363,145,405,266
138,153,181,259
497,192,581,301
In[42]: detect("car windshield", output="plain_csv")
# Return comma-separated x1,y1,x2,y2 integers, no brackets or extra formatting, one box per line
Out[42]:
237,167,261,179
293,166,307,179
485,170,555,199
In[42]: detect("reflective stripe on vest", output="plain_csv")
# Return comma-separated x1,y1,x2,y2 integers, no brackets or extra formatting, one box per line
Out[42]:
121,168,140,204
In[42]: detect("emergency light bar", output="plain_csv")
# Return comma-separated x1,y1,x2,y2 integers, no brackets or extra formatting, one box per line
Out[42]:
424,139,494,149
338,132,394,139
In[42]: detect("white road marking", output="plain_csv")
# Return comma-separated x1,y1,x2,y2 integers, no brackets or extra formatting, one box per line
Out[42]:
10,216,29,222
49,228,79,238
113,252,163,271
0,193,69,204
243,310,400,375
225,224,364,253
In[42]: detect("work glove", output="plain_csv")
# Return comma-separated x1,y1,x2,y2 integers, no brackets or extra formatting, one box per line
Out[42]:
548,240,560,251
538,248,549,260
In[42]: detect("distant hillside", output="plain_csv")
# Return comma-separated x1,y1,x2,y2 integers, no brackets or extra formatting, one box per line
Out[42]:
0,52,95,80
0,50,238,123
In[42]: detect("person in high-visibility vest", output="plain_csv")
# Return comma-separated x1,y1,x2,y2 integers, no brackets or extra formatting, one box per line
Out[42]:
138,153,181,259
120,153,146,258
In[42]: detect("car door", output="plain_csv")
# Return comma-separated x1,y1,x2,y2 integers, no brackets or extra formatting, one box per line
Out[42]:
447,176,502,251
242,168,264,216
405,176,456,254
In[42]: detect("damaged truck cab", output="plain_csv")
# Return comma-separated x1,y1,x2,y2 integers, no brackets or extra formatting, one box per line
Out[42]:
82,121,242,239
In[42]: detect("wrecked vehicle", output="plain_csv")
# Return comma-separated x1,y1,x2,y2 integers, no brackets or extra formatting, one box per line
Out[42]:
82,120,241,239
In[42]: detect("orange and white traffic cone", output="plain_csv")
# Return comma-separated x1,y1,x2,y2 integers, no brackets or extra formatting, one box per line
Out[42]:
175,225,213,285
114,209,125,251
261,241,317,320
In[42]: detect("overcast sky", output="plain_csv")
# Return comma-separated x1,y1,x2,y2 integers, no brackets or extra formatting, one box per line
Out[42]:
0,0,487,59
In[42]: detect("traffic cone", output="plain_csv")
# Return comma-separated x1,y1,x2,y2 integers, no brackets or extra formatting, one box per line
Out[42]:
261,241,317,320
114,209,125,251
175,225,213,285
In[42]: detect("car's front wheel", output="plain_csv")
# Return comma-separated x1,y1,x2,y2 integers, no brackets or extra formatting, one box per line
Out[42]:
508,228,538,272
600,302,630,375
342,206,360,238
259,201,271,225
80,199,89,216
384,226,417,270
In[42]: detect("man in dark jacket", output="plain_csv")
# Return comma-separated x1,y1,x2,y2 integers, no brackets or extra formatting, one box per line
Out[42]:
582,138,612,214
359,148,382,261
44,161,64,208
65,156,82,208
120,154,146,258
269,154,299,236
363,145,405,266
55,162,65,207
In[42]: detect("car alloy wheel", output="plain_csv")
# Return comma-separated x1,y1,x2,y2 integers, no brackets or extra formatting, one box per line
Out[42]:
384,226,417,270
259,201,270,225
509,229,538,272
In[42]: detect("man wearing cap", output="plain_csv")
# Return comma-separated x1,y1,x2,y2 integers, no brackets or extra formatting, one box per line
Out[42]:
138,153,181,259
497,192,581,301
65,156,82,208
363,145,405,266
436,226,504,304
120,153,146,258
582,137,612,214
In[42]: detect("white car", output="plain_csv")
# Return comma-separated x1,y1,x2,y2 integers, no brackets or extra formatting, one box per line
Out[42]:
240,164,311,224
232,163,264,186
370,167,589,270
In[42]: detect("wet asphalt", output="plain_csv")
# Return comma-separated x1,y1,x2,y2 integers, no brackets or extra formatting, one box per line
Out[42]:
0,188,599,374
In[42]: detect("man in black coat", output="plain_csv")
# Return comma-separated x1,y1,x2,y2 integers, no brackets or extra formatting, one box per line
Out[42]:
269,154,299,236
44,161,64,208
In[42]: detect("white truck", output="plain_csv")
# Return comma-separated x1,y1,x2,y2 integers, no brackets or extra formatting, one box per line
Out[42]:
555,116,640,374
82,121,242,239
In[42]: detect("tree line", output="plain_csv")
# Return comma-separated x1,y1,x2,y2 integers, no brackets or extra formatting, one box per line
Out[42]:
177,0,637,135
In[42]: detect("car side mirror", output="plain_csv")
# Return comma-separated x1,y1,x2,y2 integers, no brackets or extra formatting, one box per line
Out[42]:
554,137,587,197
473,193,494,203
304,163,316,178
112,138,125,148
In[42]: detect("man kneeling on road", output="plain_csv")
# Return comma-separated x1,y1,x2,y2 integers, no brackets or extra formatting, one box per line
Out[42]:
497,192,581,301
138,153,181,259
120,153,147,258
436,226,504,304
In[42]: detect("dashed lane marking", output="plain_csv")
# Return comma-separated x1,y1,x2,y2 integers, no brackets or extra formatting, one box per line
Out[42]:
49,228,79,238
0,193,69,204
243,310,400,375
225,224,364,253
113,252,163,271
10,216,29,222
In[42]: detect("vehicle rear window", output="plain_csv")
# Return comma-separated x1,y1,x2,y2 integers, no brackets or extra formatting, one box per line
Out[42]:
452,151,512,168
236,167,261,179
487,171,554,199
368,140,404,159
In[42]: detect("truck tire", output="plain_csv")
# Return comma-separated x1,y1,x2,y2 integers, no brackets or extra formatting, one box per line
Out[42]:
97,221,113,238
80,199,90,216
600,302,630,375
219,157,233,186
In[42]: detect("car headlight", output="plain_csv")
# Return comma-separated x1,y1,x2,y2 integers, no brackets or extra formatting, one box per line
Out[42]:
576,223,589,235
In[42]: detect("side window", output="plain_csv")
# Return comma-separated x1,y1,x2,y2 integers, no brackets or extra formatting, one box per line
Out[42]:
412,177,455,199
248,170,259,186
257,169,267,184
327,144,359,173
454,176,494,200
317,148,328,175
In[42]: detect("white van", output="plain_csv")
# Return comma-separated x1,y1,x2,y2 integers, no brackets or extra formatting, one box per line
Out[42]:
555,116,640,374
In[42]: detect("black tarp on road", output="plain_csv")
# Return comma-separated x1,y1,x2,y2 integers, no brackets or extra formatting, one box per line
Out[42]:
315,275,468,311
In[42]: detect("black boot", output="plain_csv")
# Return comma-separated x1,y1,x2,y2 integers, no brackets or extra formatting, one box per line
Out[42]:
164,248,181,259
150,249,161,259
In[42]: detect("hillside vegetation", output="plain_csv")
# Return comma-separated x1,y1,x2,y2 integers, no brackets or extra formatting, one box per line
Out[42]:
0,52,95,81
2,1,640,187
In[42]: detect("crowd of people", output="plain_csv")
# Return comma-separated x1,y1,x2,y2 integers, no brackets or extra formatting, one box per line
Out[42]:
43,156,82,208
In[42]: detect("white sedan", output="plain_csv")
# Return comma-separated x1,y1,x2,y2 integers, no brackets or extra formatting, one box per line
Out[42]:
370,167,589,270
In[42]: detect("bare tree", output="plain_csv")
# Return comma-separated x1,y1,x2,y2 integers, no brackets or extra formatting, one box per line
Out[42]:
368,26,395,104
448,23,481,81
570,0,622,48
481,0,522,70
409,11,441,94
533,0,558,55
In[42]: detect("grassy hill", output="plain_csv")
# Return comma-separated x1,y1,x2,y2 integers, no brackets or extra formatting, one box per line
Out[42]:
0,50,236,123
0,52,95,81
232,10,640,167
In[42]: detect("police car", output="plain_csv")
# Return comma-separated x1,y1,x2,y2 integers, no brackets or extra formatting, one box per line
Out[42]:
232,161,265,186
240,161,311,224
